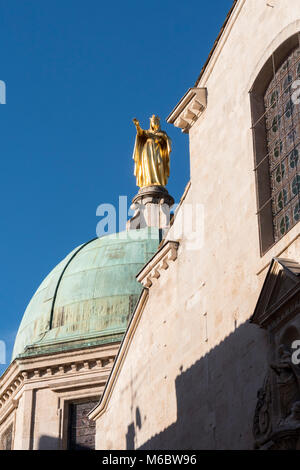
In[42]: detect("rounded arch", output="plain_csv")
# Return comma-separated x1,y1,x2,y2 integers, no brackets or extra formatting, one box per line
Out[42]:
248,20,300,92
250,29,300,255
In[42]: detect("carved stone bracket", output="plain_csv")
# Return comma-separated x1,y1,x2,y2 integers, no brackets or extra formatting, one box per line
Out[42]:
136,241,179,288
167,87,207,133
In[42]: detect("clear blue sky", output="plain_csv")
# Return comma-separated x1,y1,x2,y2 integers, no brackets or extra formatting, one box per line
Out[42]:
0,0,233,374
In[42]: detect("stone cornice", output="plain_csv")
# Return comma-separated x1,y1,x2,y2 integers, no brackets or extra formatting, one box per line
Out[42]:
0,345,118,424
195,0,242,87
0,371,24,426
166,88,207,133
166,1,246,134
251,258,300,331
136,241,179,288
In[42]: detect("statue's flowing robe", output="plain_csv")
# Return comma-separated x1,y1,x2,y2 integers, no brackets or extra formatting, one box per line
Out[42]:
272,354,300,419
132,129,171,187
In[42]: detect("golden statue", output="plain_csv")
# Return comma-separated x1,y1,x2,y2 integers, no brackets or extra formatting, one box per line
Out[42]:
132,115,171,188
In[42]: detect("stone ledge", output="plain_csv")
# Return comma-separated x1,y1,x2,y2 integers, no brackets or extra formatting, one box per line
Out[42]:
136,241,179,288
167,88,207,133
0,353,116,416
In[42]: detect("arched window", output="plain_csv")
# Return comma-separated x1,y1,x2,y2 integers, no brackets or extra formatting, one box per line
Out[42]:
251,34,300,255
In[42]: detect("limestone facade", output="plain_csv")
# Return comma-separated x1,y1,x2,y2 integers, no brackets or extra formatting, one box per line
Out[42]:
91,0,300,449
0,343,118,450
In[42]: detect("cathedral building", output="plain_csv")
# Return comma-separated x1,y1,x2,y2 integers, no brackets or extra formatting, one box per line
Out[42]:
0,229,160,449
2,0,300,450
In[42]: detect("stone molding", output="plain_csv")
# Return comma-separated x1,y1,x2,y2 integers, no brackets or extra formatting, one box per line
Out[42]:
131,185,174,207
195,0,244,87
167,88,207,133
89,289,149,422
0,345,118,425
251,258,300,331
127,185,174,231
136,241,179,288
251,257,300,449
166,0,245,133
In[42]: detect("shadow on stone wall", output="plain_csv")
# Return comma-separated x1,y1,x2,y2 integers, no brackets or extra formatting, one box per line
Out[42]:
38,435,59,450
38,435,94,450
124,320,268,450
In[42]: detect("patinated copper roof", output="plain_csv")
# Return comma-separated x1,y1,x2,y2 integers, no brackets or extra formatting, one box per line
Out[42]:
12,228,160,360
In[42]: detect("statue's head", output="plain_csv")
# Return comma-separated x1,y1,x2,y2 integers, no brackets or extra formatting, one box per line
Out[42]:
150,115,161,131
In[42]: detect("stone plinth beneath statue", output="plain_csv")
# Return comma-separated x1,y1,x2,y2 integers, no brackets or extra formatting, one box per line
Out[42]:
127,185,174,231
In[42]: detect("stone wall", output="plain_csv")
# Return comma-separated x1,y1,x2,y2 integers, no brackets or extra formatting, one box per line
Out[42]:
94,0,300,449
0,344,118,449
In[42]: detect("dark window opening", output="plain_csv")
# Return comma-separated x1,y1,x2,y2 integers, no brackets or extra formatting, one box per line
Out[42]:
67,399,98,450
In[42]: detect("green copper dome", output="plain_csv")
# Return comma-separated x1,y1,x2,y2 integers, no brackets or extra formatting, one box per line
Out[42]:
12,228,160,360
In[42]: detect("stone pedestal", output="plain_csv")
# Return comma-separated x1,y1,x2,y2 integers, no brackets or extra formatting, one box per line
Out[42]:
127,185,174,231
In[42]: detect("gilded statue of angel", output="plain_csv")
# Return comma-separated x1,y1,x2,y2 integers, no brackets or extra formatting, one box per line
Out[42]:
132,115,171,188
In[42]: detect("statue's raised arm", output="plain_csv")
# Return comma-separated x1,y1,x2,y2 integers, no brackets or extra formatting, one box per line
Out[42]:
132,118,143,136
132,115,171,188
